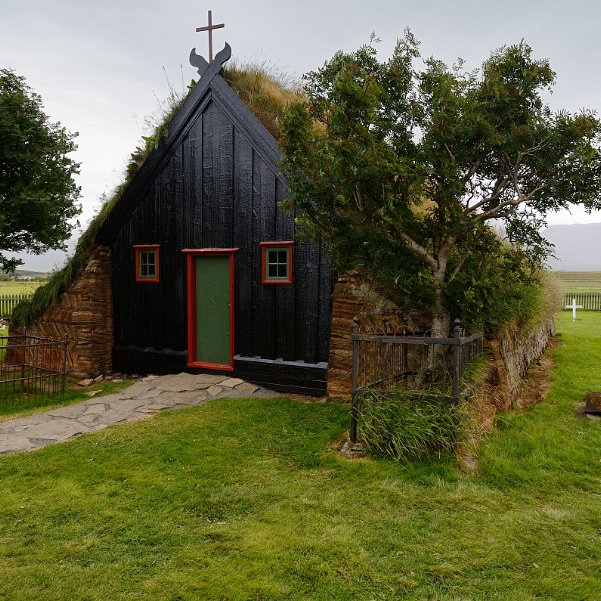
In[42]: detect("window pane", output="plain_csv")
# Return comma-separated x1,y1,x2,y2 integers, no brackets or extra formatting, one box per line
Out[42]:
139,250,156,278
264,245,291,282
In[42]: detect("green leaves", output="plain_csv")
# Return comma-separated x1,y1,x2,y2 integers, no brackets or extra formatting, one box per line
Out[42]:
281,32,601,334
0,69,81,272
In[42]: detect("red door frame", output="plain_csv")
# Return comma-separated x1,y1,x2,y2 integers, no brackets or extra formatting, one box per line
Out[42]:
182,248,239,371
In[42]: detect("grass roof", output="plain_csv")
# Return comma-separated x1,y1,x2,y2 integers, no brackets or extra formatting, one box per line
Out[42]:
12,63,299,327
222,62,302,141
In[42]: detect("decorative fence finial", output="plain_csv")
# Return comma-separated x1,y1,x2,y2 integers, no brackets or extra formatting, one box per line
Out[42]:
453,318,461,334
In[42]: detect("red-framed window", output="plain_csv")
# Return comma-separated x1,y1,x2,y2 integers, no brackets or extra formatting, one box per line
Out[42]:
260,241,294,285
134,245,160,283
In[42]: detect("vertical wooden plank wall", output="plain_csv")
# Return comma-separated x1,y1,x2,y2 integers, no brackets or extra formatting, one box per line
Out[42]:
233,133,254,357
111,96,331,371
275,178,295,361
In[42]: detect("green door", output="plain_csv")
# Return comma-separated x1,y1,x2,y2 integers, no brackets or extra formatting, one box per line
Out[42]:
195,255,231,366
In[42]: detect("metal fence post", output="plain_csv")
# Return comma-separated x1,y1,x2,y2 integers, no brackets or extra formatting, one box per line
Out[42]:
350,316,360,443
61,334,68,399
452,318,461,402
381,317,388,388
20,331,26,395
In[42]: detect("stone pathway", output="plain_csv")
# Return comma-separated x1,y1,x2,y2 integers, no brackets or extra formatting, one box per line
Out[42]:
0,373,278,455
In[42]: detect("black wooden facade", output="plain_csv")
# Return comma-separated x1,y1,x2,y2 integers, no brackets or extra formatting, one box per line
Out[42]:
97,45,332,395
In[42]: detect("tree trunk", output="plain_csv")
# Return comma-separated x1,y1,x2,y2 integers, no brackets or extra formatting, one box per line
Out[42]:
403,238,455,387
421,266,453,384
432,308,451,338
431,265,451,337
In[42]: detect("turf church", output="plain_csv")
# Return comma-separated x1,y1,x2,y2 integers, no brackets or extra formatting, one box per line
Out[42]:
94,32,332,394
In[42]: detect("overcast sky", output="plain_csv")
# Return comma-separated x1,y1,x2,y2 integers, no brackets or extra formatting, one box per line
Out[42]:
2,0,601,270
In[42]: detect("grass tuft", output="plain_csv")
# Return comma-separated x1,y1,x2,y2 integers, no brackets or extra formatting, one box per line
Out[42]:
222,61,303,141
357,389,461,462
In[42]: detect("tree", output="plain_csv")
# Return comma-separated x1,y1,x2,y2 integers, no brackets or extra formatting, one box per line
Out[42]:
280,33,601,335
0,69,81,272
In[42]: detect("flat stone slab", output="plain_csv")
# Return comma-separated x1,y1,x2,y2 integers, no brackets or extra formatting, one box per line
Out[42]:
114,381,157,398
221,377,244,388
24,417,90,441
104,397,148,412
78,414,104,425
0,435,37,454
134,388,163,399
0,373,278,455
155,372,225,392
91,411,135,426
155,391,209,406
46,405,90,419
0,415,49,432
83,403,108,415
136,403,172,413
236,382,260,395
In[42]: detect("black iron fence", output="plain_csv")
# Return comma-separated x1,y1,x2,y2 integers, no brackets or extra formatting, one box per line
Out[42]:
0,293,33,317
563,292,601,311
350,318,484,443
0,335,68,406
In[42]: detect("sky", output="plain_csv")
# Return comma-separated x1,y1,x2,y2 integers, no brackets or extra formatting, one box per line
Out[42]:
2,0,601,271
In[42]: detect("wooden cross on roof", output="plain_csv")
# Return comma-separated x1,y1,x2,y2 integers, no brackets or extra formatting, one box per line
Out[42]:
195,10,225,63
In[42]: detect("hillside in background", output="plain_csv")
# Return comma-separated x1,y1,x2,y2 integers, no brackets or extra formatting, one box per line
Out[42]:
543,223,601,271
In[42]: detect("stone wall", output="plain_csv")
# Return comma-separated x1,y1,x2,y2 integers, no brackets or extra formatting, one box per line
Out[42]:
326,272,430,397
489,317,555,410
327,271,555,406
11,245,113,379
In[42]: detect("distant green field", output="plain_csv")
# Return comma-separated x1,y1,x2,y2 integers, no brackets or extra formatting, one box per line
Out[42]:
0,281,43,295
551,271,601,292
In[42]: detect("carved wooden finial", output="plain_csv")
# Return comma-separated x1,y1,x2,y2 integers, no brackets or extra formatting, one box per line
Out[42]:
195,10,225,63
190,43,231,79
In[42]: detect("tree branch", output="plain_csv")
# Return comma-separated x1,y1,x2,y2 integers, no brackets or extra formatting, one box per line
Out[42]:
460,156,482,185
448,252,468,283
353,184,365,211
472,183,548,223
396,231,437,270
464,174,509,215
444,143,456,165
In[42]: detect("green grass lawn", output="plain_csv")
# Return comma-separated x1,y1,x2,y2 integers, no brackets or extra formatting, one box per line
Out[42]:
552,270,601,293
1,312,601,599
0,280,43,295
